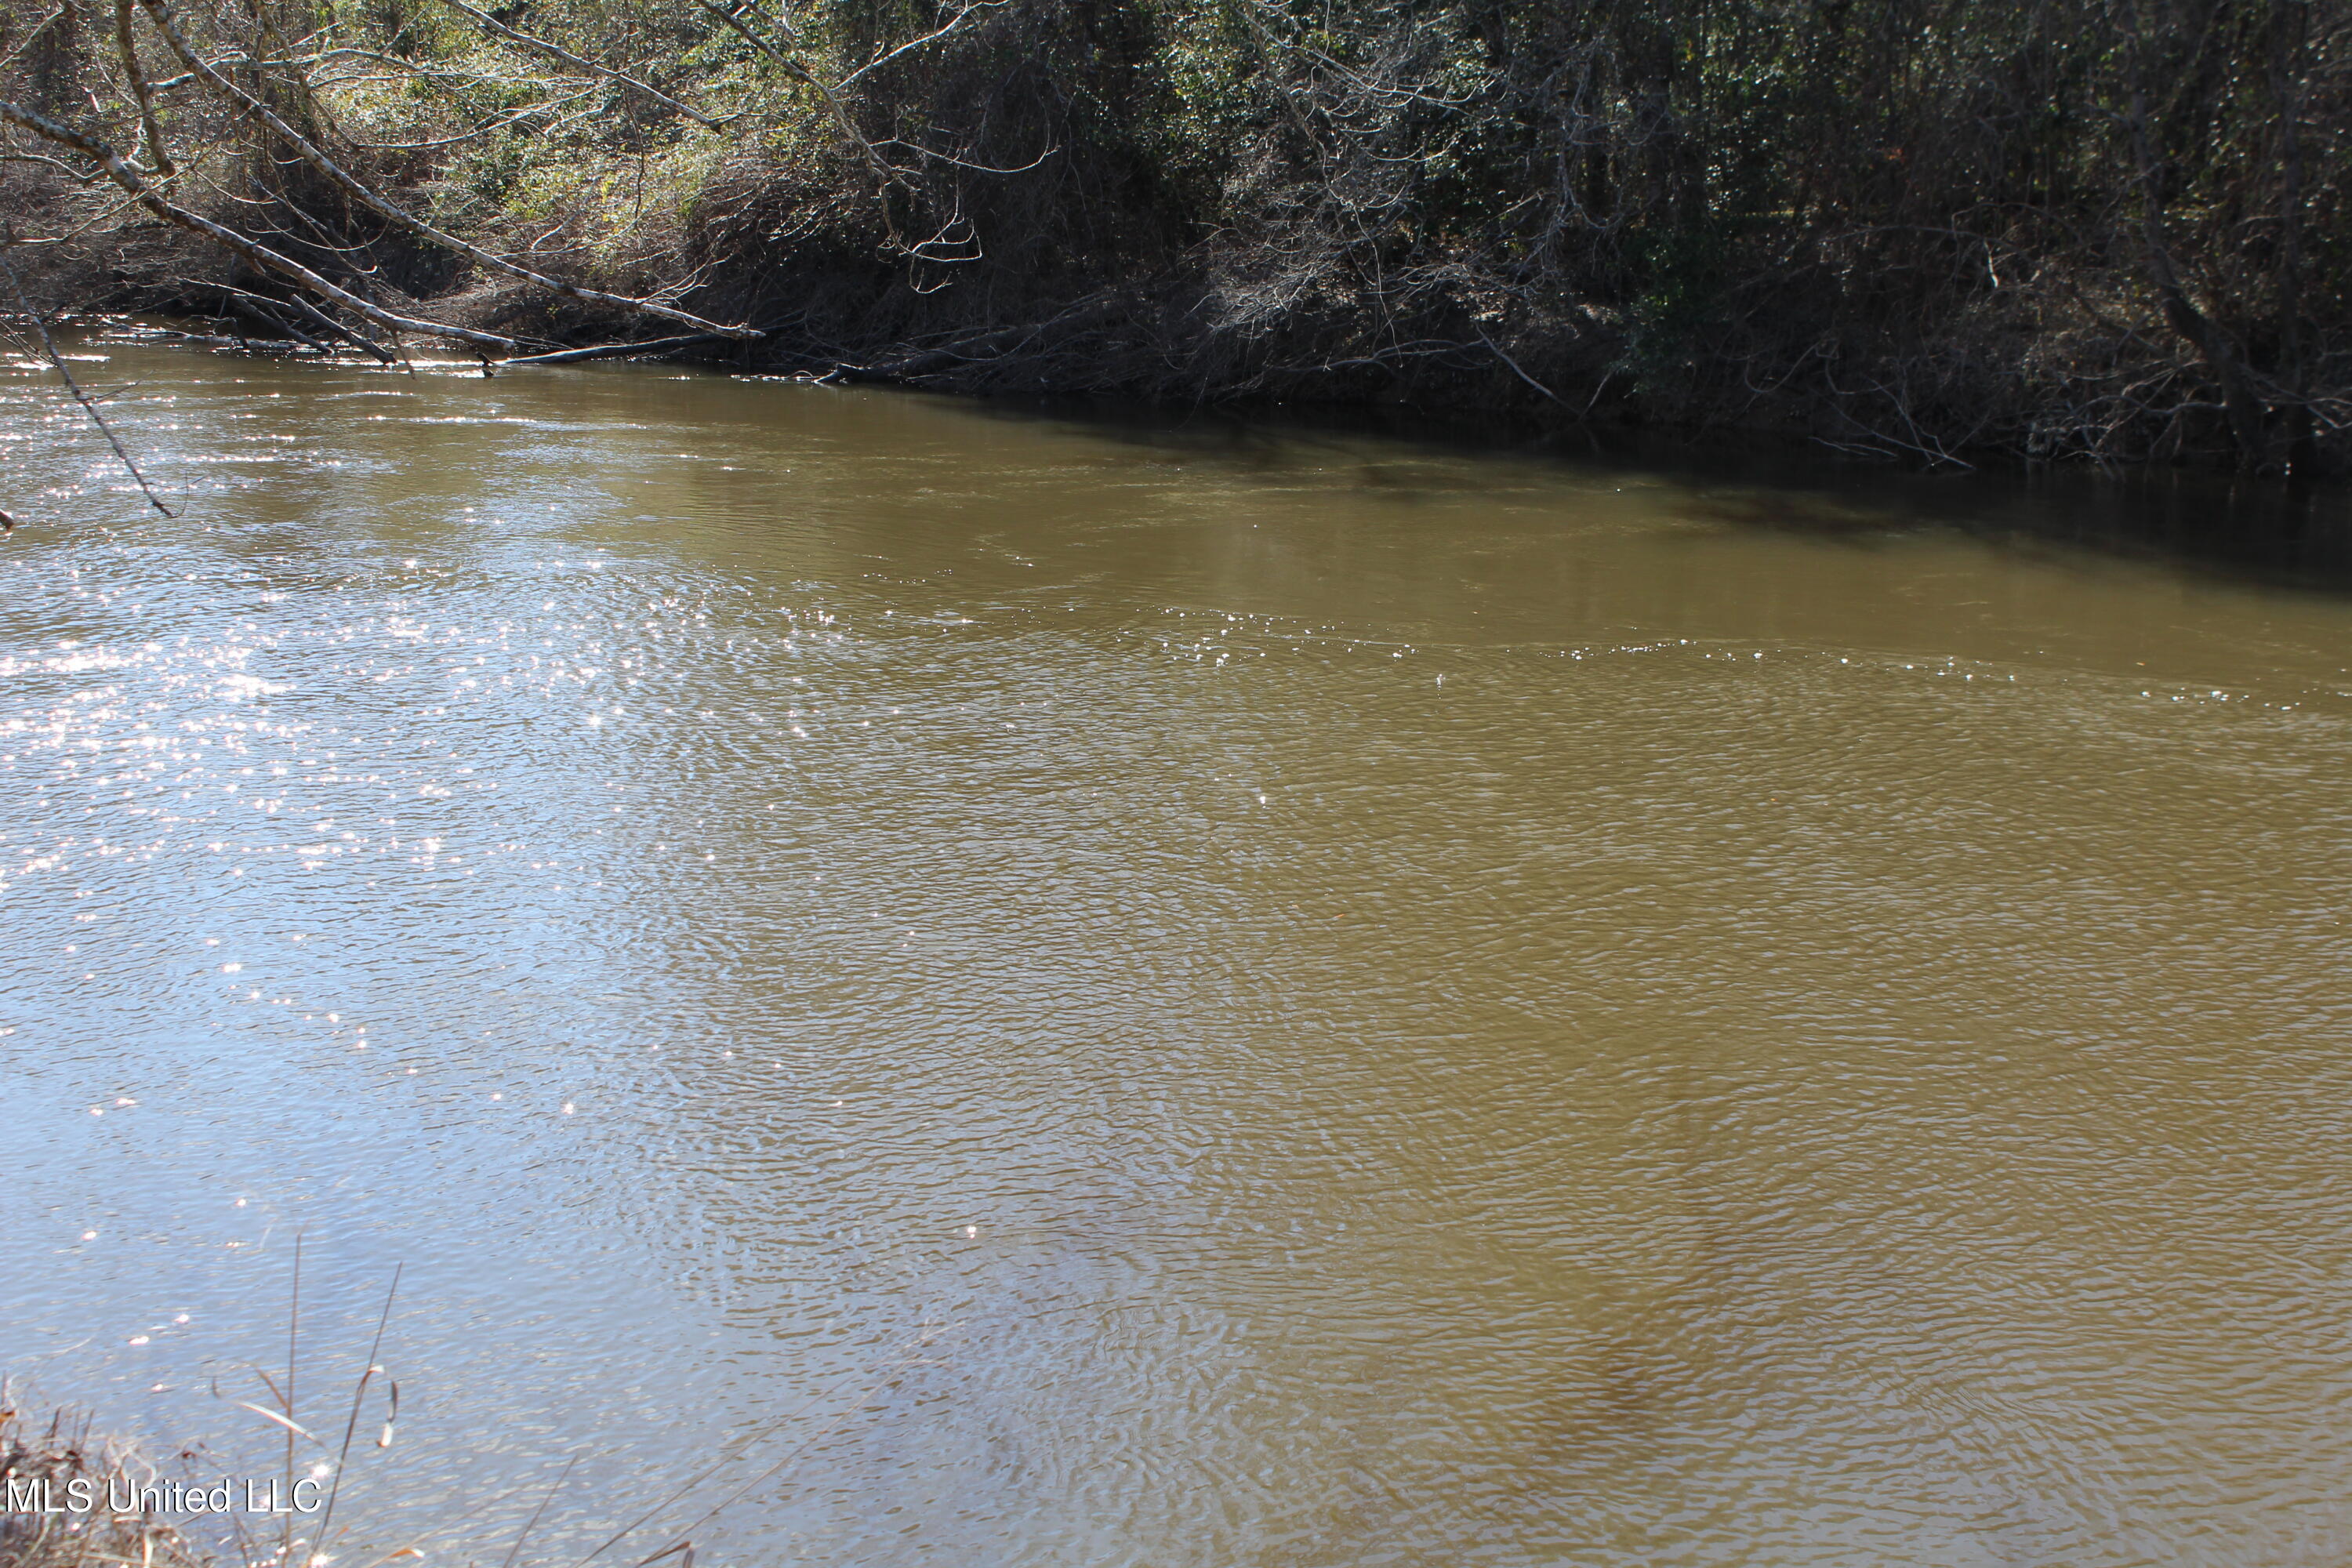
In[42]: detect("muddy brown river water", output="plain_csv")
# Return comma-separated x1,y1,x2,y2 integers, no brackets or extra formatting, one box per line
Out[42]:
4,329,2352,1566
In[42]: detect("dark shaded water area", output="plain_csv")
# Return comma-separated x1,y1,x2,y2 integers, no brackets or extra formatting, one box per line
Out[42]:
4,327,2351,1566
1018,392,2352,593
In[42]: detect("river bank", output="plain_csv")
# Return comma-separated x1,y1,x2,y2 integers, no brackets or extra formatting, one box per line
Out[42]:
9,201,2339,481
4,0,2345,476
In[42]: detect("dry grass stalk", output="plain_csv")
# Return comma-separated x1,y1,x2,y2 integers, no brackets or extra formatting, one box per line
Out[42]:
0,1399,210,1568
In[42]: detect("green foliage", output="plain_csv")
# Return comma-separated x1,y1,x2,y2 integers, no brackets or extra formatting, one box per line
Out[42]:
1621,221,1740,385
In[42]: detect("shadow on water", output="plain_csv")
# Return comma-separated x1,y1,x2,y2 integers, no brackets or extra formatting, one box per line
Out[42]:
67,321,2352,588
943,389,2352,592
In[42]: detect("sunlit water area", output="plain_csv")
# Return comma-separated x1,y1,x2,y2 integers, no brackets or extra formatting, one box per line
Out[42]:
4,327,2351,1567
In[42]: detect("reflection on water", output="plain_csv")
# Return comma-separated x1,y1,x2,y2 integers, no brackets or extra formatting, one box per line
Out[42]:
4,331,2352,1566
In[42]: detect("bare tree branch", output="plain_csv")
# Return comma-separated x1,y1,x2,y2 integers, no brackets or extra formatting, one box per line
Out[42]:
698,0,909,210
0,236,176,517
112,0,172,175
429,0,720,127
0,96,517,349
140,0,759,339
835,0,1006,89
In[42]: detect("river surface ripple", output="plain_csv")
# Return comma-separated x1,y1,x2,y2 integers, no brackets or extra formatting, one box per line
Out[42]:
4,332,2352,1566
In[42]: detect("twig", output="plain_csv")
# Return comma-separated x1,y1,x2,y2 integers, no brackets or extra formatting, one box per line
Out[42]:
276,291,396,364
0,238,176,517
429,0,718,126
230,296,333,354
503,333,725,365
619,1352,924,1568
0,96,516,350
1474,326,1569,406
283,1232,301,1564
499,1454,580,1568
114,0,174,174
695,0,914,230
311,1263,401,1555
836,0,1007,89
565,1333,938,1568
140,0,757,340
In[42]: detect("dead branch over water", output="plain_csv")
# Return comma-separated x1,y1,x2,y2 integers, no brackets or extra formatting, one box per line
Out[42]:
0,238,175,514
